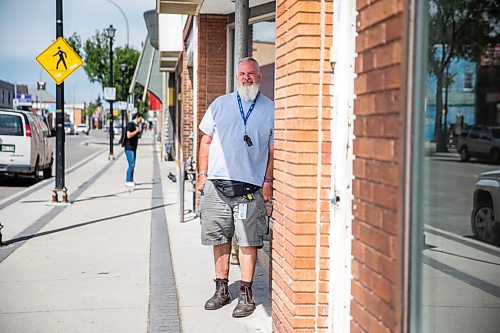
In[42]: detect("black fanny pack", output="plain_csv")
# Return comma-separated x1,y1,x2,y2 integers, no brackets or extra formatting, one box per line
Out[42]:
211,179,260,197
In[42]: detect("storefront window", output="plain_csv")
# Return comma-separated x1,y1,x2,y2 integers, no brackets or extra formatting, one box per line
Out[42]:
413,1,500,332
251,19,275,100
227,15,276,100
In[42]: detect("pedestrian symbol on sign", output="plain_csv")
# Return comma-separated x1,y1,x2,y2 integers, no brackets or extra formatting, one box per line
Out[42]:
36,37,83,85
53,47,68,70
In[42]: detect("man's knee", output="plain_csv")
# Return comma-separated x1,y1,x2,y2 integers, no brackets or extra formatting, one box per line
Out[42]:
238,246,257,255
213,242,231,254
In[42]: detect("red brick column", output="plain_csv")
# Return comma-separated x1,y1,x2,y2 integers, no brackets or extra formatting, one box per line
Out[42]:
351,0,405,332
189,15,228,208
273,1,333,332
179,52,193,159
196,15,228,159
177,15,227,168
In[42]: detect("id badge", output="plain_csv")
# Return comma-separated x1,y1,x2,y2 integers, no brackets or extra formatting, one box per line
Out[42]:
237,203,248,220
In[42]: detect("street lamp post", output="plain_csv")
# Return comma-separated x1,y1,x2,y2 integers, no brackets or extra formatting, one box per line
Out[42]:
106,24,116,160
103,0,129,47
120,63,127,138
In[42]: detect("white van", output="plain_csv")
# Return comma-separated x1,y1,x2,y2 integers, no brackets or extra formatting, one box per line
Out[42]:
0,109,55,180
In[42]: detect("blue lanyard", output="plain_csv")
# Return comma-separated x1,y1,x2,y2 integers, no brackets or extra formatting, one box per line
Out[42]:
236,91,260,128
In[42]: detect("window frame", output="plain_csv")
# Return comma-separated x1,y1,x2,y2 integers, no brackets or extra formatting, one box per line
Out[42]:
464,71,474,91
226,11,276,93
403,0,429,332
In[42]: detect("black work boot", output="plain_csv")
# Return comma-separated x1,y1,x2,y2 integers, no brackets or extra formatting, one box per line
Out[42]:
204,278,231,310
232,285,256,318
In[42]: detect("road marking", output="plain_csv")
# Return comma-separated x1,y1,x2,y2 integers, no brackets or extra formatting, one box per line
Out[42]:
0,151,123,263
424,224,500,256
423,256,500,298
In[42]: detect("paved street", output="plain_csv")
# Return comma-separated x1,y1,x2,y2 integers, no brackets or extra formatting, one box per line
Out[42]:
425,151,499,237
422,150,500,332
0,130,106,201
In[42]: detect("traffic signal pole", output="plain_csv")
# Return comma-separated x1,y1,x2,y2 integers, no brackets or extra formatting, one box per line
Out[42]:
52,0,68,203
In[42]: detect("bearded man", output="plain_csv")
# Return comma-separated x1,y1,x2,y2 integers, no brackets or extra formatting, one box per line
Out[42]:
196,57,275,318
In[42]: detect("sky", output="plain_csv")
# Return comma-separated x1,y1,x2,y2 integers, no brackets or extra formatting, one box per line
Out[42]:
0,0,156,103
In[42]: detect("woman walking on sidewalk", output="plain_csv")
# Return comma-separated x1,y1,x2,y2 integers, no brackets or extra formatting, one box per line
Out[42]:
122,113,143,187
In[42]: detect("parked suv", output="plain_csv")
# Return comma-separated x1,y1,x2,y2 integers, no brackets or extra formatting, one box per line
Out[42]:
457,125,500,163
471,169,500,245
0,109,54,180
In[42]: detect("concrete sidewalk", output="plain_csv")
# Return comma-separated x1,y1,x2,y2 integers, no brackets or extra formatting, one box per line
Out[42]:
0,131,272,332
422,226,500,333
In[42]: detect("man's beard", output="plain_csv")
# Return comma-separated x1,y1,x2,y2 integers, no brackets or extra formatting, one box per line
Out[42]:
238,83,260,101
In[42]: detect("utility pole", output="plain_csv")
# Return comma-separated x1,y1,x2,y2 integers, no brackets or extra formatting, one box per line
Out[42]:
234,0,250,76
106,25,116,160
52,0,68,203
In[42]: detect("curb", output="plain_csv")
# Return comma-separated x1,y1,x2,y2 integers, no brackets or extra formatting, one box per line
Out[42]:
424,224,500,255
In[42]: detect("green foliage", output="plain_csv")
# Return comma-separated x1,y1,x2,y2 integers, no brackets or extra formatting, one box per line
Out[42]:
68,30,146,106
114,46,137,101
428,0,498,75
84,102,98,117
67,33,82,58
428,0,499,152
82,30,110,86
94,95,102,107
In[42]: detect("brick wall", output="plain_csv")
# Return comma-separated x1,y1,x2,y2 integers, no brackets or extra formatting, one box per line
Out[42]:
196,14,228,162
273,1,333,332
179,47,193,159
351,0,404,332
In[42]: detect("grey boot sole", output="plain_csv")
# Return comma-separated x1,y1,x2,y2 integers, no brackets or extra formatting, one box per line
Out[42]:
204,297,231,310
232,305,256,318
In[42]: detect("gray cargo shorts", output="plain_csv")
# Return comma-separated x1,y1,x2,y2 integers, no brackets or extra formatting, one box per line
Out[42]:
199,180,267,247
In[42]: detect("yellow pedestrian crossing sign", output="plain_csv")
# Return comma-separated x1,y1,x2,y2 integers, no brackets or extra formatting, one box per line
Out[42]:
36,37,83,85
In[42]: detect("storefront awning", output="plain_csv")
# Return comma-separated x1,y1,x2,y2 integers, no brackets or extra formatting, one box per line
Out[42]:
130,37,162,101
159,14,184,72
157,0,203,15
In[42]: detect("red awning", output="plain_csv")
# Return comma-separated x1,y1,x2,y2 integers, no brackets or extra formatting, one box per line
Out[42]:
148,91,162,111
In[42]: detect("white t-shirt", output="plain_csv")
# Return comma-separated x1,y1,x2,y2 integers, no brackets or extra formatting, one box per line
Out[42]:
199,91,275,187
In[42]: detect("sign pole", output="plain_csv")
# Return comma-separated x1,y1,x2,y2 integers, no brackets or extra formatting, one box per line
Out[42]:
53,0,68,203
108,32,115,160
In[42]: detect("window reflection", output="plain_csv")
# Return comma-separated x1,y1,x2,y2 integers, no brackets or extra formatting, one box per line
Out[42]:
251,19,275,100
420,0,500,332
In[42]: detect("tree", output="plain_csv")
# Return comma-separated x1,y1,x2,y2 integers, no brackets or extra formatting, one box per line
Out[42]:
428,0,499,152
84,102,98,128
68,30,144,104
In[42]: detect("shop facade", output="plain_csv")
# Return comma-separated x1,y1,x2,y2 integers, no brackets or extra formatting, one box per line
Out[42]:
157,0,500,332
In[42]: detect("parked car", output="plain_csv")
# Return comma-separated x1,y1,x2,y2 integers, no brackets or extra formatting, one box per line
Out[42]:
0,109,54,180
76,123,90,135
64,122,75,135
457,125,500,163
471,169,500,245
113,124,122,137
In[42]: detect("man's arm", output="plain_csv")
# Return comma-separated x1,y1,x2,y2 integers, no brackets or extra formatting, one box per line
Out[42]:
126,123,141,139
262,144,274,201
196,134,212,191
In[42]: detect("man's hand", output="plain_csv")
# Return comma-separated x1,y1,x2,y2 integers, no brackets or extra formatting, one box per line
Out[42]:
262,181,273,202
